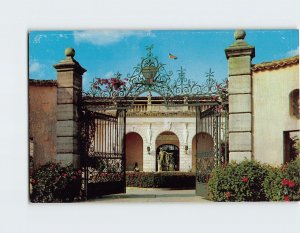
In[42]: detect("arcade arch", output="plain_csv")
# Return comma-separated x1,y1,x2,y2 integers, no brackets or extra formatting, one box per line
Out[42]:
155,131,180,171
191,132,214,172
125,132,143,171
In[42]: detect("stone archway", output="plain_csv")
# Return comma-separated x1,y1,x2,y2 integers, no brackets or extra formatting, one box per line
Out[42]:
155,131,180,171
125,132,143,171
192,132,214,172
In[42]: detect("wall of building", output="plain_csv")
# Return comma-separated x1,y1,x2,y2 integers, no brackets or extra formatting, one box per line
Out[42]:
29,81,57,168
252,64,299,165
126,116,216,172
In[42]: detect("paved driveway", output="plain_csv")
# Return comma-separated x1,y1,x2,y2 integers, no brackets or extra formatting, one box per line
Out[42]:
87,187,211,203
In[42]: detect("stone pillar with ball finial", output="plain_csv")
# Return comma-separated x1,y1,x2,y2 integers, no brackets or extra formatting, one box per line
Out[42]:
53,48,86,167
225,30,255,162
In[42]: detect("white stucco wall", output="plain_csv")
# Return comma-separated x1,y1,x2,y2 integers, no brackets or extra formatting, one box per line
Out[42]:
253,64,299,165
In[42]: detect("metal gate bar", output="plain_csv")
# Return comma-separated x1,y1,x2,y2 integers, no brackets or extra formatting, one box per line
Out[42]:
80,109,126,199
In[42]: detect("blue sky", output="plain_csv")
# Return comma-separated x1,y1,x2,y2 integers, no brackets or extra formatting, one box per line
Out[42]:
28,30,299,91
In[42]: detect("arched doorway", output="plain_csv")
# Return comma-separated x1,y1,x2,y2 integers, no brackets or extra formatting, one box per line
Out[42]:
125,132,143,171
155,131,180,171
192,133,214,172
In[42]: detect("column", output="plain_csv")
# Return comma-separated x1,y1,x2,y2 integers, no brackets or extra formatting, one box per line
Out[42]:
53,48,86,167
225,30,255,162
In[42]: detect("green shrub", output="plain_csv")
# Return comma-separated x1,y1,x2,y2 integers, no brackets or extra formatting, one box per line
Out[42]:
262,167,284,201
30,162,83,203
126,172,195,189
207,160,268,201
263,157,300,201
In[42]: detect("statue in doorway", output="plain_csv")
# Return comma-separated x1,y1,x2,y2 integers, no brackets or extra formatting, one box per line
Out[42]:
166,152,175,171
157,148,165,172
157,148,174,171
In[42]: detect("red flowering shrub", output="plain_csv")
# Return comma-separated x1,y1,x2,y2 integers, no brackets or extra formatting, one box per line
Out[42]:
207,160,268,201
30,162,83,203
263,157,300,201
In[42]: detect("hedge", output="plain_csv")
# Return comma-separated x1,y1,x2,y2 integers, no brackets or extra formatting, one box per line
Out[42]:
126,172,195,189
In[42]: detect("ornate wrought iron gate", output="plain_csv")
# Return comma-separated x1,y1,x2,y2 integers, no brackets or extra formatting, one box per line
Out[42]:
80,45,229,197
195,104,229,196
80,109,126,199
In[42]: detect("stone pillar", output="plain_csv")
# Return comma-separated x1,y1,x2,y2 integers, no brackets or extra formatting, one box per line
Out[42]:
225,30,255,162
53,48,86,167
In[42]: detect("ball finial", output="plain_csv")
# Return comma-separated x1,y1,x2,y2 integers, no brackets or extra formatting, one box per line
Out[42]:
65,48,75,57
234,30,246,40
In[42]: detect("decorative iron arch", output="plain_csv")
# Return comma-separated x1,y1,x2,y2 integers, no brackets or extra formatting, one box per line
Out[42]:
82,45,228,110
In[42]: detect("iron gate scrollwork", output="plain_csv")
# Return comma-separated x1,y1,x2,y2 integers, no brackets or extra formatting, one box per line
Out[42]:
195,104,229,195
80,109,126,198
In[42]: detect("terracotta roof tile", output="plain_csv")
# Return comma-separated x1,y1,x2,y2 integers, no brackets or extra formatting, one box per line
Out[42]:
252,56,299,72
29,79,57,86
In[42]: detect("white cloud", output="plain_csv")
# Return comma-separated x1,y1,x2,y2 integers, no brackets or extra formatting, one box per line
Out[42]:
29,61,42,73
29,60,46,78
73,30,155,46
58,33,68,39
286,46,299,57
33,34,47,43
104,71,114,78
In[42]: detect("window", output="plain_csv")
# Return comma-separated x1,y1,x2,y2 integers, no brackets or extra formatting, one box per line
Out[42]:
290,89,300,118
283,130,300,163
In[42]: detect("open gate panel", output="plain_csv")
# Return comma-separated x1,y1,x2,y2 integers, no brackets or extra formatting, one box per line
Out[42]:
81,109,126,199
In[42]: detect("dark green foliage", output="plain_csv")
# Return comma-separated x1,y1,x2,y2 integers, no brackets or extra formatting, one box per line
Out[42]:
30,162,83,203
207,160,268,201
263,157,300,201
126,172,195,189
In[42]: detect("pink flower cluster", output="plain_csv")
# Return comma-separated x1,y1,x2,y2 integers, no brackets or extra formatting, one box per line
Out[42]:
242,177,249,183
226,191,231,200
281,178,296,202
212,81,229,111
93,77,127,91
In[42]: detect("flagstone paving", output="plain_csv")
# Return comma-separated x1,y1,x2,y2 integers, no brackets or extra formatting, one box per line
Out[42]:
87,187,211,203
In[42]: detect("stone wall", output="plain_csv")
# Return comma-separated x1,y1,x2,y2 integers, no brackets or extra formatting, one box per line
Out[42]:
29,80,57,168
